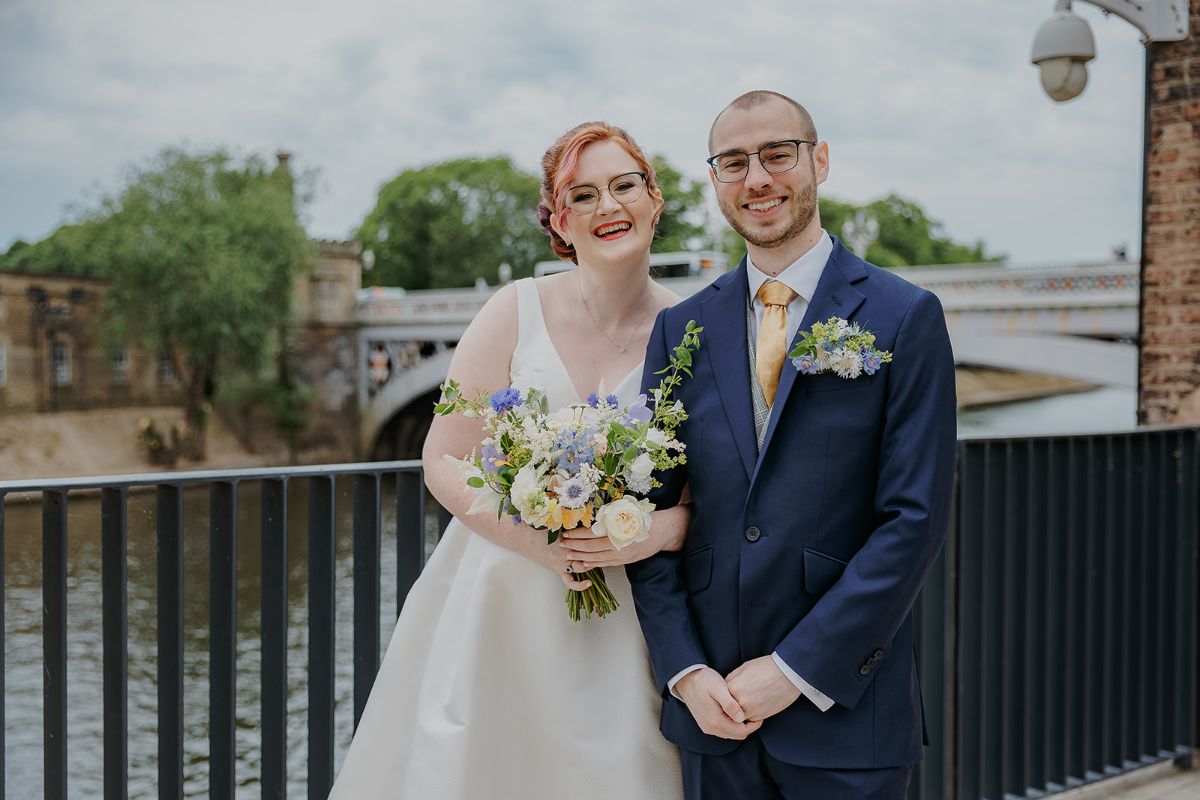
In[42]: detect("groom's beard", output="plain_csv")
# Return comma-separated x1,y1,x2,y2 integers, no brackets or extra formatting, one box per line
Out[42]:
720,162,818,250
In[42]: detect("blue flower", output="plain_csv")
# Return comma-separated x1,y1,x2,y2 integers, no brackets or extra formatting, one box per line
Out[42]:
490,387,523,414
555,429,594,475
481,443,504,472
511,514,522,525
862,350,883,375
558,475,593,509
587,391,621,408
792,354,819,374
622,394,653,426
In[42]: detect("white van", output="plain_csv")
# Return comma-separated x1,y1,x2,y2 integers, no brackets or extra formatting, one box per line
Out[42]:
533,250,729,280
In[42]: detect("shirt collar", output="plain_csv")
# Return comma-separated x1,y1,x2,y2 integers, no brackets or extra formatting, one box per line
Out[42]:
746,229,833,305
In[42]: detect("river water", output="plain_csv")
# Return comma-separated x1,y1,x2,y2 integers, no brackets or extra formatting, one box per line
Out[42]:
2,387,1137,797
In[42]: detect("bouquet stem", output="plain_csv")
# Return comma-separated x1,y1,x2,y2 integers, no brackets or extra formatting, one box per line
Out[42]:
566,568,619,621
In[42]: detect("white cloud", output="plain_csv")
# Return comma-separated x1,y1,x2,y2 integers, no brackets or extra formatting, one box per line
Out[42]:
1,0,1149,263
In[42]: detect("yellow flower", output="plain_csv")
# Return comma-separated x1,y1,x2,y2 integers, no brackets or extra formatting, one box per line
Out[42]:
560,503,594,530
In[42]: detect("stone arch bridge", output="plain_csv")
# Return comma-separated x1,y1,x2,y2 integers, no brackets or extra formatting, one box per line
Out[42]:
339,260,1137,459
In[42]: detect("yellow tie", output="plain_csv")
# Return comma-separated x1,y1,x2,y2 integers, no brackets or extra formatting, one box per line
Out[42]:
756,281,798,408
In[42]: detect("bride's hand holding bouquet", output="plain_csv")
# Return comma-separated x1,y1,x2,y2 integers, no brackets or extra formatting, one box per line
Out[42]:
435,321,701,620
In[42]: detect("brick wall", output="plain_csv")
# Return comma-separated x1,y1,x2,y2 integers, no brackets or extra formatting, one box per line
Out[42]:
1141,1,1200,424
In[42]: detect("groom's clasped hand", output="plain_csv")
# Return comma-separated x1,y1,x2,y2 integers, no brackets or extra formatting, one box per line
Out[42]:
675,656,801,740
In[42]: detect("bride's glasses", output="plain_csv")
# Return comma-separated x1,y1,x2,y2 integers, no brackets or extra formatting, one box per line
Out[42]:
565,172,647,215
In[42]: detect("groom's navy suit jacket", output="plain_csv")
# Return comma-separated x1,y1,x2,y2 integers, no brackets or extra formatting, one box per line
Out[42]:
628,239,957,769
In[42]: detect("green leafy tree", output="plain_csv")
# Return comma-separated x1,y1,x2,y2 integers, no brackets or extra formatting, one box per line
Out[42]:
358,157,551,290
651,155,708,252
0,222,110,275
54,147,312,459
714,193,1002,268
841,194,1000,267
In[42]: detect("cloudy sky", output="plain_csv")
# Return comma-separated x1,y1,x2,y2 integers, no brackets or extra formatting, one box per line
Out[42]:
1,0,1148,264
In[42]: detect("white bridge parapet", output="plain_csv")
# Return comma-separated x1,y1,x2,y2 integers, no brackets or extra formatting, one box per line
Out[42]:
356,261,1142,415
358,260,1139,326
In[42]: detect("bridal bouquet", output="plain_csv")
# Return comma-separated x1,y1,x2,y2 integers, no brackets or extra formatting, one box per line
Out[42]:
435,321,702,621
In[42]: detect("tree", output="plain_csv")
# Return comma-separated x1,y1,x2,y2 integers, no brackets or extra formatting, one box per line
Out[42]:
715,193,1003,268
66,148,312,459
650,155,708,252
0,222,110,275
855,194,1000,267
358,157,552,290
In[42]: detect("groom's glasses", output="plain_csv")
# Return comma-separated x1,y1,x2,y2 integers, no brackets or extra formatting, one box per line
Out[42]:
565,172,647,215
707,139,816,183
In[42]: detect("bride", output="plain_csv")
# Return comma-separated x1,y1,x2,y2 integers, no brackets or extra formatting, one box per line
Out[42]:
329,122,687,799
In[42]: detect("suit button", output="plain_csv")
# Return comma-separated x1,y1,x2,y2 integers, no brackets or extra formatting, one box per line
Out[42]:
873,649,885,660
859,665,871,676
745,526,761,542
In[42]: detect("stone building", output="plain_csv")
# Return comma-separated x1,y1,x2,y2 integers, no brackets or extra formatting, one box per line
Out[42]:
0,270,183,413
0,241,367,461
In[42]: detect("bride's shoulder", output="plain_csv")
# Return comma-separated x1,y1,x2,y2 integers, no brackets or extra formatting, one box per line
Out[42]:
651,281,683,311
459,282,519,349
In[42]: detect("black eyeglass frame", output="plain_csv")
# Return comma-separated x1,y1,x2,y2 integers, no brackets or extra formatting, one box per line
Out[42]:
706,139,817,183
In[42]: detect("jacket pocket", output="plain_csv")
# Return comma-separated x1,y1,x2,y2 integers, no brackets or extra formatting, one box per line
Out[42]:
803,547,848,596
683,544,714,594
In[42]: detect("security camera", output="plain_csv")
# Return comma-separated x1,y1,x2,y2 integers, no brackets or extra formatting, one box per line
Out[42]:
1031,6,1096,102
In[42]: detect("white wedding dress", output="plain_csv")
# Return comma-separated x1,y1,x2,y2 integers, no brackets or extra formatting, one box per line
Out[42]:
329,278,684,799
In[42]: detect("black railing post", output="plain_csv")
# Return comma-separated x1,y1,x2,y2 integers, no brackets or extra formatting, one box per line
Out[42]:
396,469,425,618
307,476,336,800
210,482,237,800
353,474,381,727
43,489,68,800
261,479,288,799
156,483,184,799
101,487,129,800
1171,430,1198,754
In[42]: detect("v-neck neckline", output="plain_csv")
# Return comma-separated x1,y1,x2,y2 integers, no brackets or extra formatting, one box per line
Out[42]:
531,280,644,404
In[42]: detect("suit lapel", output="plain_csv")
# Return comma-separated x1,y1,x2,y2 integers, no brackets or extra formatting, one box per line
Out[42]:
700,260,757,481
752,241,867,485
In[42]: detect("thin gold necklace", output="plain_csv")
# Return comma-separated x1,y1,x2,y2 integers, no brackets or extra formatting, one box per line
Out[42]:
576,273,651,354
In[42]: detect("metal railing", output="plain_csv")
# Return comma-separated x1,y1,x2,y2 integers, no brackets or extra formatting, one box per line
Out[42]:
911,427,1199,799
0,462,426,800
1,429,1196,799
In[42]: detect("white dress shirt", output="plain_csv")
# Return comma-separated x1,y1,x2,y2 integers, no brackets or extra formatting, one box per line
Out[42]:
667,231,836,713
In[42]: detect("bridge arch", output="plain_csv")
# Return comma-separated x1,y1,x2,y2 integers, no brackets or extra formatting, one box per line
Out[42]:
361,348,456,458
949,331,1136,388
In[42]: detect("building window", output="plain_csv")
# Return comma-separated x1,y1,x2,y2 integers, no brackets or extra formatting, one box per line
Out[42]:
158,352,176,384
51,341,72,386
0,342,6,386
111,345,130,384
315,279,342,317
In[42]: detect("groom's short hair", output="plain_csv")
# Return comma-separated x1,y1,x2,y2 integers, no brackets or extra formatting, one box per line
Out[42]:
708,90,818,153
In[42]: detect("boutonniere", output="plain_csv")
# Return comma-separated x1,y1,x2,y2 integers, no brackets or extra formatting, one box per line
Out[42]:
788,317,892,380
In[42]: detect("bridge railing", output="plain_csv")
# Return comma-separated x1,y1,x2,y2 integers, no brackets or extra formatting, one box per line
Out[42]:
912,426,1199,799
0,462,429,800
1,429,1196,799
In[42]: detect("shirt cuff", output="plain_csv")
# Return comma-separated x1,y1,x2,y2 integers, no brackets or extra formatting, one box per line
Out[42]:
667,664,706,700
772,652,835,712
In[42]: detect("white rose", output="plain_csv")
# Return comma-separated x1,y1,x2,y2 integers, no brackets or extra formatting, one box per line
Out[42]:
510,464,543,515
593,497,655,550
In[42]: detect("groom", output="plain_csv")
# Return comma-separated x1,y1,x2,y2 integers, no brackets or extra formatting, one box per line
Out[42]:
627,90,957,799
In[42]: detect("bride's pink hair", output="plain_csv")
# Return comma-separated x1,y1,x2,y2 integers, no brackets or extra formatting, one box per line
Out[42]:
538,122,664,264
